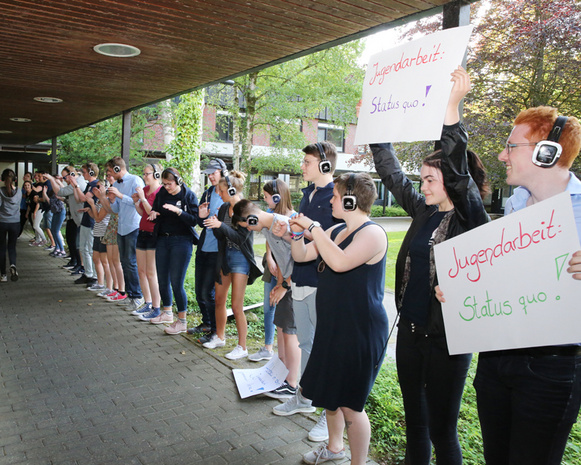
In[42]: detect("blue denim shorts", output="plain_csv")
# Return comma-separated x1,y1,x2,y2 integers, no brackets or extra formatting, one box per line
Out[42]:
136,230,157,250
225,247,250,275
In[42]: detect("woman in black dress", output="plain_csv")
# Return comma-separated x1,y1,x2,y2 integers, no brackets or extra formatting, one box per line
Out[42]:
289,172,388,465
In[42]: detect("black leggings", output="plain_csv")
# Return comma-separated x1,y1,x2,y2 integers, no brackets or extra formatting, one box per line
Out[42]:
65,219,81,265
396,320,472,465
0,222,19,274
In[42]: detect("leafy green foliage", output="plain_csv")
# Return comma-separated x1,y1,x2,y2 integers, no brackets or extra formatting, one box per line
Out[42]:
370,205,408,218
56,107,157,169
207,41,365,173
167,90,204,187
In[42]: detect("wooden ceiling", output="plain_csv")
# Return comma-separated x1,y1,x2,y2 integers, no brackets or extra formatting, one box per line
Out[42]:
1,0,459,147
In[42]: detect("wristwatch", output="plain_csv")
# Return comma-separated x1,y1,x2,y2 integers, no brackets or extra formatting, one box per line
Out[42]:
308,221,321,233
281,280,290,290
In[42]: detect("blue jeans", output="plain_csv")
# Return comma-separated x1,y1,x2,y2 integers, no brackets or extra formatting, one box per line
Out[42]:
263,276,277,346
117,229,142,299
195,250,218,331
156,235,192,313
396,320,472,465
475,351,581,465
50,208,66,252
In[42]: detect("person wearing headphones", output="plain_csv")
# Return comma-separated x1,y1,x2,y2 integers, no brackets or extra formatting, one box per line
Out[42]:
370,67,489,465
288,172,388,465
201,170,262,360
147,168,199,334
69,163,100,287
468,108,581,464
0,169,22,282
131,163,162,320
188,159,225,341
271,141,340,443
103,157,145,312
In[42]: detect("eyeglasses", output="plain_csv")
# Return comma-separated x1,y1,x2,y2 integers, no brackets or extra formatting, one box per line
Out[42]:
143,172,153,177
505,142,538,154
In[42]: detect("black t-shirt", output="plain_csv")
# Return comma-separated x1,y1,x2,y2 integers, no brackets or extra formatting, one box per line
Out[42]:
156,188,190,236
401,210,447,326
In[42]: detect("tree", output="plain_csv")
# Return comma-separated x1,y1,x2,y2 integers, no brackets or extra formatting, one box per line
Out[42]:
468,0,581,181
166,90,205,191
56,108,157,170
348,0,581,184
209,41,365,175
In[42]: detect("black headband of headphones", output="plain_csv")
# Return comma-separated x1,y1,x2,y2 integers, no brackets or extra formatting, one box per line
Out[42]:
548,116,568,143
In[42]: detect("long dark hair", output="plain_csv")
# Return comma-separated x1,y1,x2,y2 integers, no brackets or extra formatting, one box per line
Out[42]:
423,149,490,200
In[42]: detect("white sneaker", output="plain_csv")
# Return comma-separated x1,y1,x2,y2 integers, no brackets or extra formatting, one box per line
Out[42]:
202,334,226,349
248,346,274,362
303,444,345,464
273,390,316,416
225,345,248,360
308,410,329,442
0,275,7,282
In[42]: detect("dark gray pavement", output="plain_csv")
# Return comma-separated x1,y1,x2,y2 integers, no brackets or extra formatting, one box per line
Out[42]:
0,232,380,465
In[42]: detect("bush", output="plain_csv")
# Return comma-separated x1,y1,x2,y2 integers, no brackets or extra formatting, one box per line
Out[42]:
370,205,408,217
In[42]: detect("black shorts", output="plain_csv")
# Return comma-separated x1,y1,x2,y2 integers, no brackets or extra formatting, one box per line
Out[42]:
92,236,107,253
136,230,157,250
273,290,296,335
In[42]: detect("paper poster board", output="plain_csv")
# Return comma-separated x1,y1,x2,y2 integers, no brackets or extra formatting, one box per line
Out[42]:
434,192,581,355
232,356,289,399
355,25,473,145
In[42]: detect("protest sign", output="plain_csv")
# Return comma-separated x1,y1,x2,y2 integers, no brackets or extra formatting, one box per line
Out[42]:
434,192,581,355
232,356,289,399
355,25,473,145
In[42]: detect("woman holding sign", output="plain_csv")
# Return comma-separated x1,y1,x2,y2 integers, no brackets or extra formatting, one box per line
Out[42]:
369,66,489,465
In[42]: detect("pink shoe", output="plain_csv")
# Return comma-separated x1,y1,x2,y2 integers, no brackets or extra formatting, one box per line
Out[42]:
107,291,127,302
164,320,187,335
150,312,174,325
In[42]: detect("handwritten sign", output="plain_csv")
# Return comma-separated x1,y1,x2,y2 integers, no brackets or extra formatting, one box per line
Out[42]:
354,25,473,145
434,192,581,355
232,355,289,399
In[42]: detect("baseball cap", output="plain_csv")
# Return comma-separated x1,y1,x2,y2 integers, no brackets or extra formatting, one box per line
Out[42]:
203,159,225,174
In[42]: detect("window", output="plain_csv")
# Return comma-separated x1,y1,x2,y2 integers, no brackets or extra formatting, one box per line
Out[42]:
317,124,344,152
216,114,234,142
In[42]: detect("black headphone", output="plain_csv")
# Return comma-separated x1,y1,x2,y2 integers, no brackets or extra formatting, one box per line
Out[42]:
342,173,357,211
246,214,259,226
532,116,568,168
150,163,161,179
86,163,95,177
163,168,183,186
315,142,332,174
271,179,281,204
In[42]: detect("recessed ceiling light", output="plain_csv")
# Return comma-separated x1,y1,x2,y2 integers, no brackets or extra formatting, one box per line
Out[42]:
0,130,13,134
10,117,31,123
34,97,63,103
93,43,141,58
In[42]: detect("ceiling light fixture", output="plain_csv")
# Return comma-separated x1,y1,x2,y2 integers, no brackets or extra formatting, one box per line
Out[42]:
34,97,63,103
0,130,13,134
93,43,141,58
10,117,31,123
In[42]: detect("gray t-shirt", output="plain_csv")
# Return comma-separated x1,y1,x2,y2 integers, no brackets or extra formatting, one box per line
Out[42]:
261,213,294,279
0,186,22,223
59,178,87,226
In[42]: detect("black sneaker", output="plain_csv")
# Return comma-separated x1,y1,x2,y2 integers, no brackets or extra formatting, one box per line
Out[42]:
187,323,211,335
264,381,297,399
71,266,85,276
84,278,98,287
63,261,76,269
74,274,91,284
9,265,18,282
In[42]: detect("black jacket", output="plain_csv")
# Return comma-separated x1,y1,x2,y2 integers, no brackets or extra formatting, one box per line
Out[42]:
371,123,489,336
213,202,262,285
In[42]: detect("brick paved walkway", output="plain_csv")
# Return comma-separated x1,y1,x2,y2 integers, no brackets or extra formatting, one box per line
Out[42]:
0,234,378,465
